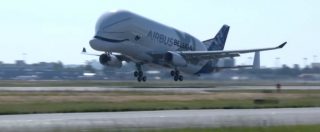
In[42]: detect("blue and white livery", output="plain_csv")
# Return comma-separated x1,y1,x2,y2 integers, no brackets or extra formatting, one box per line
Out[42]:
84,10,286,82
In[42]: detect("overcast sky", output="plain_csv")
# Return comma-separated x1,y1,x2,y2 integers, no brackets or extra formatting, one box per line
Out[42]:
0,0,319,67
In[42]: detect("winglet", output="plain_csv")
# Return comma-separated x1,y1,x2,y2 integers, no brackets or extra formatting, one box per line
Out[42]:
277,41,287,48
82,47,87,53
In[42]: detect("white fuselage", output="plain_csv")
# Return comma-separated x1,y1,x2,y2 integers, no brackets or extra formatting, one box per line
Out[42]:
90,10,211,74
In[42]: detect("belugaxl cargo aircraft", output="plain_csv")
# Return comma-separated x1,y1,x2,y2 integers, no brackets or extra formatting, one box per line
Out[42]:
83,10,286,82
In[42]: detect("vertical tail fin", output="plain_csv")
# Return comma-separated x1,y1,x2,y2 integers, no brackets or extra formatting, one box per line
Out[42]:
207,25,230,51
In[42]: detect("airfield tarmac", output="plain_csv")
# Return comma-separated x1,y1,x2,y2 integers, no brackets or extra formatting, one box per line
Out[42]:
0,108,320,132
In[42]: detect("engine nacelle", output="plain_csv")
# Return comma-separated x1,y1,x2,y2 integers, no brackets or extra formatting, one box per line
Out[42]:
164,51,187,67
99,54,122,68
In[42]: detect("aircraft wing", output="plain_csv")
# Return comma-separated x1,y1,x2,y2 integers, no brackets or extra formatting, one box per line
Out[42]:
174,42,286,59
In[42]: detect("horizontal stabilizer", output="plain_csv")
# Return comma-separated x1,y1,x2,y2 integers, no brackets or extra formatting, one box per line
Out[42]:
81,47,99,56
216,65,253,69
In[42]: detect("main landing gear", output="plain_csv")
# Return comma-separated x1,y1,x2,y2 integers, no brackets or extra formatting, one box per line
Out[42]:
170,69,183,81
134,64,147,82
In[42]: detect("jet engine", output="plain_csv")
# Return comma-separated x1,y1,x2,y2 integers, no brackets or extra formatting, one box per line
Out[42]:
99,54,122,68
164,51,187,67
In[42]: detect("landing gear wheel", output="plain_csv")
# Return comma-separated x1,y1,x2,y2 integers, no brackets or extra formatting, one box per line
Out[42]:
137,76,142,82
171,68,183,82
138,71,143,77
170,71,175,76
178,75,183,81
134,71,138,77
135,63,147,82
175,70,180,76
142,76,147,82
174,76,179,81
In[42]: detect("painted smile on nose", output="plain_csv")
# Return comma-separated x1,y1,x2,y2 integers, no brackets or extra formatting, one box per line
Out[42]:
94,36,129,43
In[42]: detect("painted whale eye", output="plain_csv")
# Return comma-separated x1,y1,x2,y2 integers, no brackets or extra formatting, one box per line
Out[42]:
135,35,141,41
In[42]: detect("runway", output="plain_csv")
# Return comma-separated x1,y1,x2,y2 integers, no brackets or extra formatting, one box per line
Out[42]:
0,108,320,131
0,86,320,93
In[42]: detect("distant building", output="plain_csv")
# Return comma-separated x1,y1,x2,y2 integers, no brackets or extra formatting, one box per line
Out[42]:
311,63,320,69
15,60,26,66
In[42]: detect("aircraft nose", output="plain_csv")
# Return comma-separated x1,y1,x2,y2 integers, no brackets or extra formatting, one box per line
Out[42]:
89,38,105,51
89,39,97,49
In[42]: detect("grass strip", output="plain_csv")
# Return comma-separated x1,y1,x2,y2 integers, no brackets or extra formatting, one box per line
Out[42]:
0,98,319,115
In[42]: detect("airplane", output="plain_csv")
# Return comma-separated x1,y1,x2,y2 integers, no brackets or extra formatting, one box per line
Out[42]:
83,10,286,82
